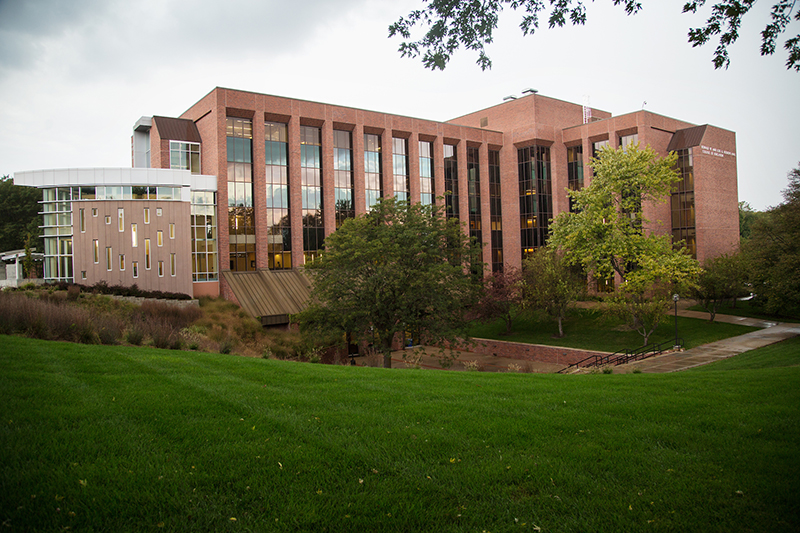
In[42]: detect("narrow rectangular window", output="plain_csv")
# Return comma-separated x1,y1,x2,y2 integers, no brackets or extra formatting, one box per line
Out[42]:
157,230,163,247
144,208,150,224
169,223,175,239
106,247,112,271
158,260,164,277
145,239,151,269
81,271,87,280
93,240,99,263
119,254,125,271
157,207,162,217
131,223,138,247
170,253,176,276
105,215,111,225
118,208,124,232
92,208,98,217
79,208,85,233
132,261,139,278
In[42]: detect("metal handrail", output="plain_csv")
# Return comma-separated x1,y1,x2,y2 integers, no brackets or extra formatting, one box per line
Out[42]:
558,338,683,373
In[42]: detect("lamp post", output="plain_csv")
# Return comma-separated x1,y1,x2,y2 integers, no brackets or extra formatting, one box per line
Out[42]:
672,293,680,348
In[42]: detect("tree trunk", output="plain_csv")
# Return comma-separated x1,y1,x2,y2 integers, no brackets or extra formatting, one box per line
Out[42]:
505,314,513,335
383,353,392,368
557,315,564,338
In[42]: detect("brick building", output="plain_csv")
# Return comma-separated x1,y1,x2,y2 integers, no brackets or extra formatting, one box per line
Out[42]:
14,87,738,320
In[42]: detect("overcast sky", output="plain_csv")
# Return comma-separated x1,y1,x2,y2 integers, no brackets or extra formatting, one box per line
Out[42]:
1,0,797,210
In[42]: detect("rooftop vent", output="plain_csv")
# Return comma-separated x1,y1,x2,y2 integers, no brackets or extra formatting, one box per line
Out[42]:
521,88,538,95
503,95,517,101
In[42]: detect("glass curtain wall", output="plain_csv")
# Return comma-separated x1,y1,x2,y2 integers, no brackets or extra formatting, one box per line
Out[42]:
364,134,382,210
393,138,409,201
334,130,354,227
301,126,324,263
226,117,255,271
444,144,459,219
191,191,218,281
518,146,552,259
672,148,697,258
170,141,201,174
41,187,74,281
467,146,482,245
488,150,503,272
265,121,291,269
419,141,433,206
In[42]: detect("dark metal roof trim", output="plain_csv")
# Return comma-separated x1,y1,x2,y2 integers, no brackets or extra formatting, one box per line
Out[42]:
667,125,707,152
152,116,202,143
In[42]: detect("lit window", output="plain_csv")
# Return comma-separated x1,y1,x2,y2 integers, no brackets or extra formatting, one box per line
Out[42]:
131,223,138,247
169,223,175,239
158,260,164,277
92,208,98,217
105,215,111,225
106,247,112,271
119,254,125,271
157,230,163,247
170,253,176,276
144,208,150,224
118,208,124,232
145,239,151,269
79,209,85,233
93,240,99,263
132,261,139,278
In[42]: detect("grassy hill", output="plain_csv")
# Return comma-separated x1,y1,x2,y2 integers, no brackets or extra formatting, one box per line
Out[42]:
1,335,798,532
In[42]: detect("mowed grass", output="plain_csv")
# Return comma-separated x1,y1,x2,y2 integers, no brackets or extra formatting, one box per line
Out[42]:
688,299,800,324
468,308,759,352
2,335,799,532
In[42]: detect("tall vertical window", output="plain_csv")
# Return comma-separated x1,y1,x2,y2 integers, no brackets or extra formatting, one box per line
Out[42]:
170,253,176,277
118,208,124,232
265,121,291,270
119,254,125,271
144,208,150,224
79,208,85,233
227,117,255,271
334,130,354,227
169,223,175,239
467,146,482,245
40,187,73,282
672,148,696,258
106,247,112,271
144,239,151,270
158,261,164,277
131,223,138,247
518,145,552,259
567,145,584,213
170,141,201,174
444,144,459,219
364,133,382,210
419,141,433,206
93,239,99,264
157,230,163,247
301,126,324,263
191,191,218,281
392,137,409,201
132,261,139,278
489,150,503,273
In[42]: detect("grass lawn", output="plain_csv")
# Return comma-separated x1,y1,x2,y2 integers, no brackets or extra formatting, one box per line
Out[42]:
468,308,759,353
691,336,800,372
688,299,800,323
2,335,798,532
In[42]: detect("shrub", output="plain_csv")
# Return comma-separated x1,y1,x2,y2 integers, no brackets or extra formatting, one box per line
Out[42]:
126,325,145,346
602,365,614,374
95,315,123,345
506,362,523,373
219,338,236,354
463,360,482,372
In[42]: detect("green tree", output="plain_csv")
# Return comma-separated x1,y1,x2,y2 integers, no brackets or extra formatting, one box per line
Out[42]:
296,198,480,368
520,247,585,338
473,267,523,335
390,0,800,71
743,164,800,316
549,143,700,345
0,175,41,252
738,201,763,240
690,252,748,320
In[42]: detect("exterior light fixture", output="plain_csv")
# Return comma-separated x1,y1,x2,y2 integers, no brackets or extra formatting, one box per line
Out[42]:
672,293,680,348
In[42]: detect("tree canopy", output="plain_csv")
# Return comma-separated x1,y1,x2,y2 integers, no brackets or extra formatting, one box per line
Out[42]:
0,175,41,253
549,144,700,345
295,198,481,368
389,0,800,71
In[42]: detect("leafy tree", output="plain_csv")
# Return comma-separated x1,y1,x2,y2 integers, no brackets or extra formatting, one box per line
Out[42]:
296,197,481,368
549,143,700,345
390,0,800,71
743,164,800,316
520,247,585,338
690,252,748,320
473,267,523,335
0,175,41,252
738,201,763,240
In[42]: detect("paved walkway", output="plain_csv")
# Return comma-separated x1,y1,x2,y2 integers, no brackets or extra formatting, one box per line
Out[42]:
383,303,800,374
